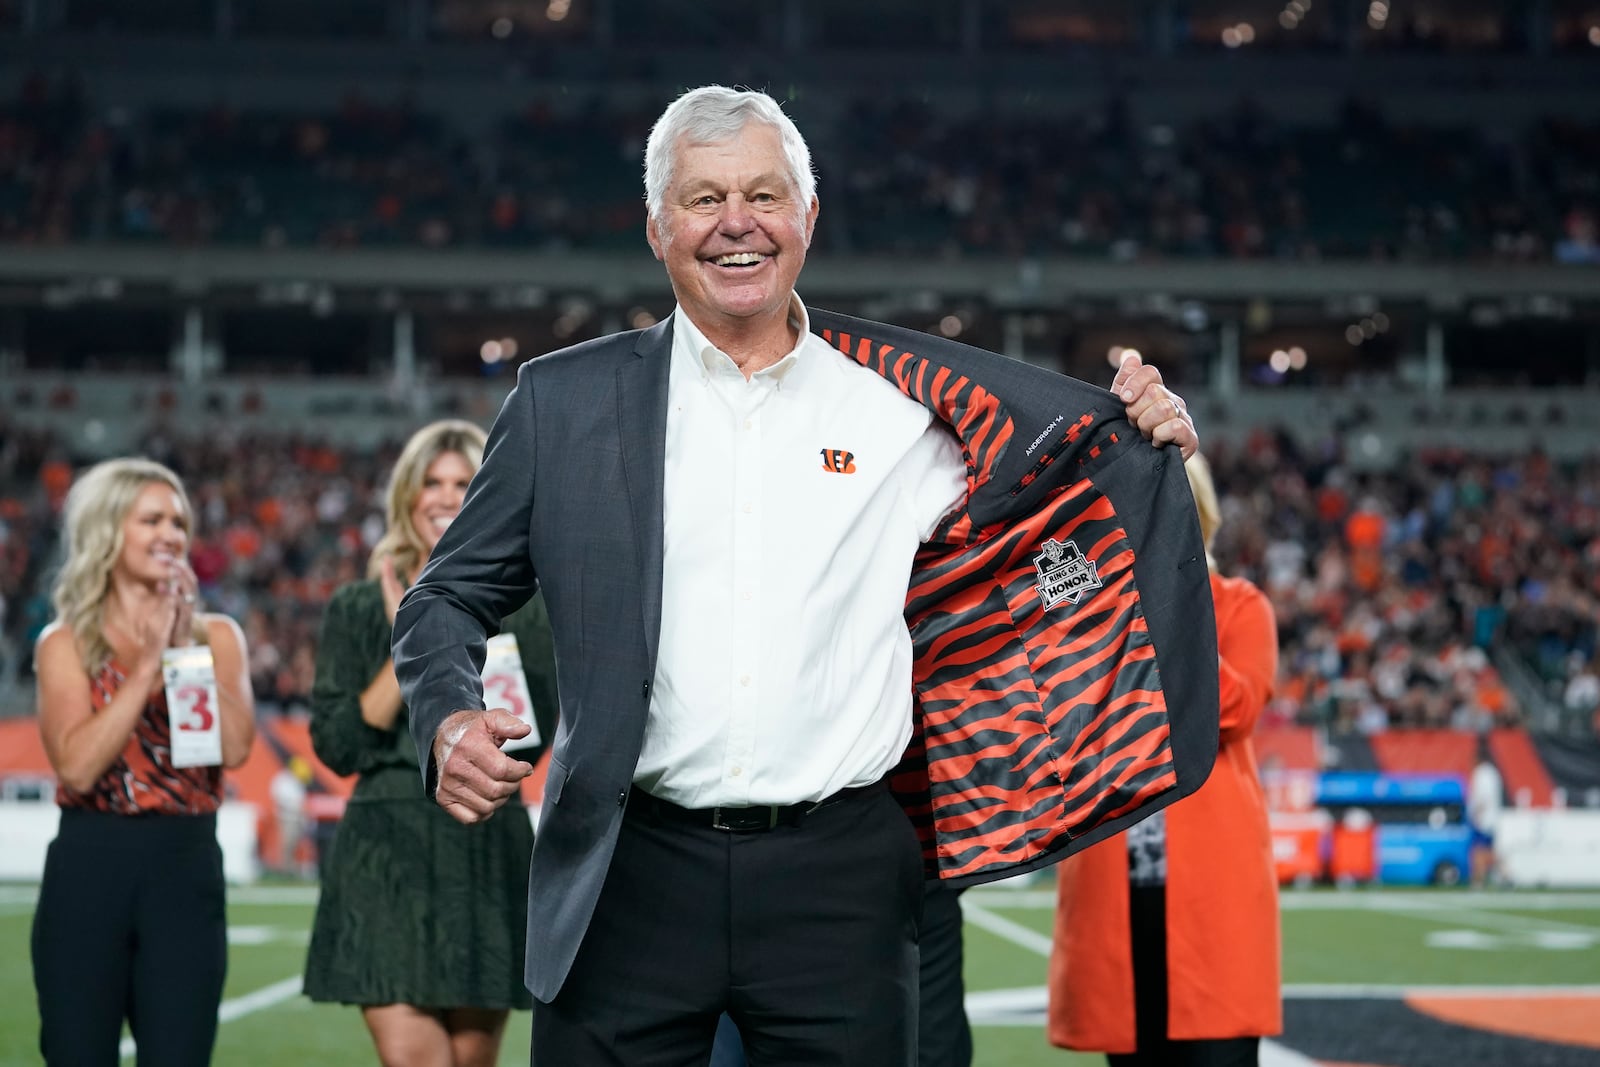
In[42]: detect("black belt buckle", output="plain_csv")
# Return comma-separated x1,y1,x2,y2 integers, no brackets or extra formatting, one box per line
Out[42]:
710,805,780,832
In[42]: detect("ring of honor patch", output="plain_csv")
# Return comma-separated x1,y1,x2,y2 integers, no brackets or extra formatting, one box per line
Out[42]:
1033,538,1103,609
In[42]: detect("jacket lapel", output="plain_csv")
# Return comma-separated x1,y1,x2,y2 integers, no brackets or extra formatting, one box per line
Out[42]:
617,317,673,668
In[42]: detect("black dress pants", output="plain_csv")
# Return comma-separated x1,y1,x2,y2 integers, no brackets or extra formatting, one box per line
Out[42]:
532,783,923,1067
916,881,972,1067
710,880,971,1067
32,809,227,1067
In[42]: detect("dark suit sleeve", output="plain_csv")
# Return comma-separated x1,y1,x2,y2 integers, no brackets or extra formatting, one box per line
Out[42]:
393,363,541,793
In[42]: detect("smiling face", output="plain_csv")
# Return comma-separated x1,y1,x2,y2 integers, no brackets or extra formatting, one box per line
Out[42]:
116,482,190,584
409,450,474,557
646,121,818,357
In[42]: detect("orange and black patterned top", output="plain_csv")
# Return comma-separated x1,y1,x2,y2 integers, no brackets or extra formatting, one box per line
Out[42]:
55,659,222,815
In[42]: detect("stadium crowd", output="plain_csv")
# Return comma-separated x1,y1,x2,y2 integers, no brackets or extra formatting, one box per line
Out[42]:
2,413,1597,737
3,72,1599,263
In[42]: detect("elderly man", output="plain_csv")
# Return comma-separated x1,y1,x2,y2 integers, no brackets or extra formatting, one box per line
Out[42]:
394,85,1215,1066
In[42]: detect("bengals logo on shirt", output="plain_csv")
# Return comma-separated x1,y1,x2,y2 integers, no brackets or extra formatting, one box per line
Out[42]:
820,449,857,474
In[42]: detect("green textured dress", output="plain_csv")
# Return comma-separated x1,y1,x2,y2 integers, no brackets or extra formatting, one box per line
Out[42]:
302,579,557,1009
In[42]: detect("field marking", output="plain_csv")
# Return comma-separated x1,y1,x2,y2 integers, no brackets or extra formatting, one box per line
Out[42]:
0,885,39,908
13,881,1600,911
966,893,1600,998
963,986,1319,1065
226,886,321,905
960,900,1318,1063
1362,897,1600,936
962,891,1600,951
118,975,303,1061
959,898,1054,955
966,888,1600,910
1283,983,1600,999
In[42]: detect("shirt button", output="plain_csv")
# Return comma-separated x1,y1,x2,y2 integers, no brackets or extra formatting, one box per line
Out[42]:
743,418,753,430
739,675,751,687
731,767,743,777
742,502,753,513
741,590,752,601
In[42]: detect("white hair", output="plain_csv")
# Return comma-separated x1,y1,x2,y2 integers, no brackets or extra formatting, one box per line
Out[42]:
643,85,816,221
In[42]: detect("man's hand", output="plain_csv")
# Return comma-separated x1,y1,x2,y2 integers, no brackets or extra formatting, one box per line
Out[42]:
431,709,533,824
1112,351,1198,460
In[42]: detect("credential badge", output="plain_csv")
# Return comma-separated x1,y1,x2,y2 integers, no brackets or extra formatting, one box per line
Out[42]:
1033,538,1102,609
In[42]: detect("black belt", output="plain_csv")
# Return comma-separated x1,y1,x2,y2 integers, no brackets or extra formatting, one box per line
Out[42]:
627,783,880,833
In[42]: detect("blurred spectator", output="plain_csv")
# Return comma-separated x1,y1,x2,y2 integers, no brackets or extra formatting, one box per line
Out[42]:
1467,738,1505,887
5,417,1598,741
270,755,312,876
3,76,1597,265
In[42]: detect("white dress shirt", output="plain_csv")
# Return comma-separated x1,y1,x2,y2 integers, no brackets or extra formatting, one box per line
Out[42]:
634,297,969,808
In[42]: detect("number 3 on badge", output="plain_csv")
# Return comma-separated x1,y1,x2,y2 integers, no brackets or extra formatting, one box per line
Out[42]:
482,633,541,752
162,646,224,768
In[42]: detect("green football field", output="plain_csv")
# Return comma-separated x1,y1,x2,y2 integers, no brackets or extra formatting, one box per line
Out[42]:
2,882,1597,1066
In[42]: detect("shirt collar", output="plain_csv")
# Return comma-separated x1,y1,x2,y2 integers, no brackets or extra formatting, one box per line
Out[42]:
672,293,812,387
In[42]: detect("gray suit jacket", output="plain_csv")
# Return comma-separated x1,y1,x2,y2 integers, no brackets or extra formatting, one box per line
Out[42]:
395,320,668,1003
394,310,1216,1003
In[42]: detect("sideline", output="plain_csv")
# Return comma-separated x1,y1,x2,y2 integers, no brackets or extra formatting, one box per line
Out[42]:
964,887,1600,910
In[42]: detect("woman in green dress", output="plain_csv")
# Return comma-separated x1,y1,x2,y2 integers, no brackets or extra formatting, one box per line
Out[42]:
304,419,556,1067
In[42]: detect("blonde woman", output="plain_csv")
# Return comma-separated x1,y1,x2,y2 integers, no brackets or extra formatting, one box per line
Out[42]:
32,457,255,1066
303,420,557,1067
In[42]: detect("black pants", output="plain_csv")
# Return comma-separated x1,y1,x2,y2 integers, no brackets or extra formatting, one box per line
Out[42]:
32,809,227,1067
915,881,972,1067
1107,885,1258,1067
532,783,923,1066
709,880,972,1067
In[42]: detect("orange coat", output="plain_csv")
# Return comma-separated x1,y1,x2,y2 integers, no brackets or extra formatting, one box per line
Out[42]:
1048,573,1282,1052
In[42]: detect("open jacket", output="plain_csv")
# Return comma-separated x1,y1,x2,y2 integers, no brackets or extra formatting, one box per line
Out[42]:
394,307,1219,1002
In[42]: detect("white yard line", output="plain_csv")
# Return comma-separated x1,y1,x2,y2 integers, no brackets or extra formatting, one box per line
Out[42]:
963,985,1322,1064
965,888,1058,908
965,888,1600,911
225,886,321,906
0,883,322,908
119,975,303,1061
961,899,1317,1062
1275,891,1600,911
959,898,1055,955
1363,896,1600,935
1260,1042,1322,1066
958,897,1600,1061
0,885,40,908
1281,983,1600,999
